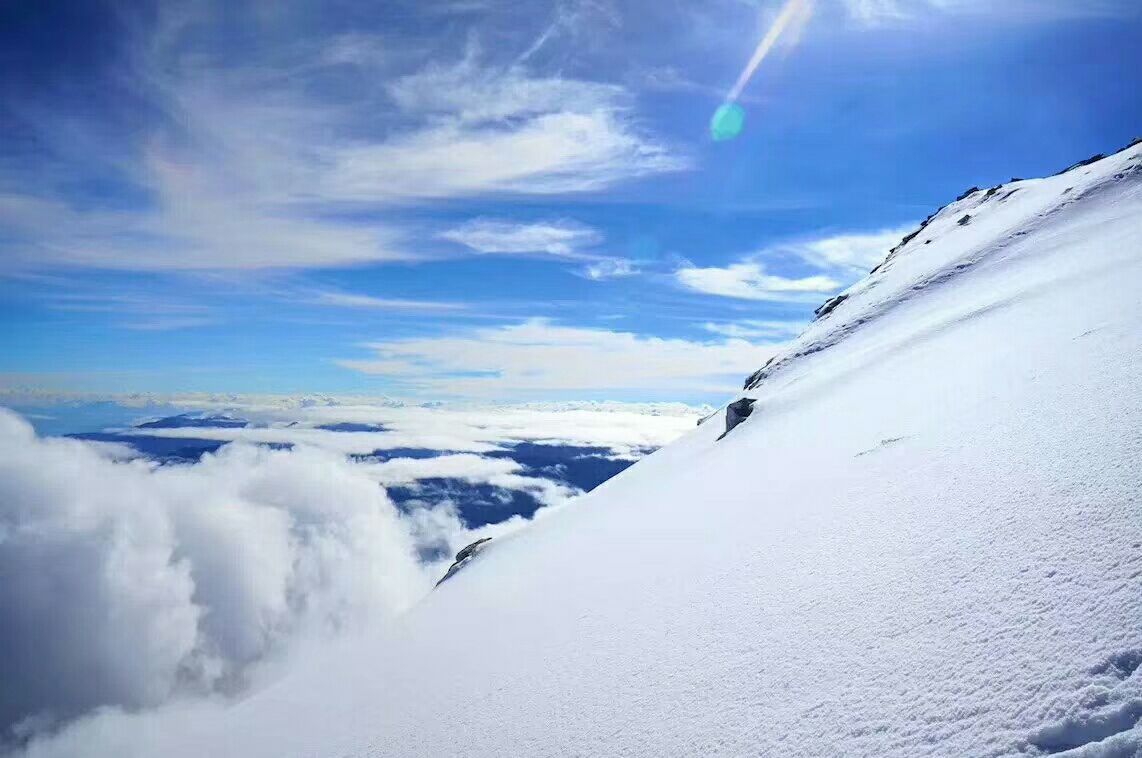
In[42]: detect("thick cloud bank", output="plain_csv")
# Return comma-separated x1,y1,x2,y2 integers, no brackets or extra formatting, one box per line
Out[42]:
0,400,700,747
0,409,442,738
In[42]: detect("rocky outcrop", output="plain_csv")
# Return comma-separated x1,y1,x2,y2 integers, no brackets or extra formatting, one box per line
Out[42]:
716,398,756,441
742,357,776,390
436,537,493,587
813,293,849,321
1054,153,1106,176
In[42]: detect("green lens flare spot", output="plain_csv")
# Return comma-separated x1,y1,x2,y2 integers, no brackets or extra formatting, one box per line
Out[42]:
710,103,745,142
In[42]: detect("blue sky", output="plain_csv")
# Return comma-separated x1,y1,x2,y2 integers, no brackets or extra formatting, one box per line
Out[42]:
1,0,1140,403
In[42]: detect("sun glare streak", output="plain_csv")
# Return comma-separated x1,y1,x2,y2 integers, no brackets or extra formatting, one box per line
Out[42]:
726,0,814,105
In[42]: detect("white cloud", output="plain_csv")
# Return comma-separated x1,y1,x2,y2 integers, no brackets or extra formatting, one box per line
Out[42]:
842,0,910,23
387,57,622,125
120,316,220,331
676,262,840,301
0,393,712,737
311,291,468,312
702,319,806,340
365,453,578,508
435,218,639,279
365,453,523,484
0,22,685,272
841,0,1139,25
582,258,638,280
0,399,713,744
319,32,389,67
82,400,703,462
337,318,783,395
41,292,222,331
785,226,913,272
325,108,686,201
439,219,602,257
0,399,692,738
630,65,765,103
514,0,623,64
0,184,407,272
0,409,435,732
676,226,917,303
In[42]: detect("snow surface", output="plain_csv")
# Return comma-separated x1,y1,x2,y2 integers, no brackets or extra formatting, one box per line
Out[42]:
21,143,1142,757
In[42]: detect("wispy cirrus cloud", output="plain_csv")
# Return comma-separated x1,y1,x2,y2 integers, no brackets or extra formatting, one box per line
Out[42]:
119,316,221,332
43,292,222,331
439,219,603,258
311,291,469,312
0,187,407,272
702,319,805,340
338,318,783,395
0,9,686,273
326,107,686,202
841,0,1140,25
438,217,638,280
386,53,623,126
514,0,623,65
581,258,638,280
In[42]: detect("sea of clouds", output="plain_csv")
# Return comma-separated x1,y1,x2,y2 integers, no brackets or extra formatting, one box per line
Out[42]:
0,398,704,749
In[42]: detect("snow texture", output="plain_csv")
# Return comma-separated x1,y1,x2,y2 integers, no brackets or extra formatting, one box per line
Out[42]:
18,142,1142,757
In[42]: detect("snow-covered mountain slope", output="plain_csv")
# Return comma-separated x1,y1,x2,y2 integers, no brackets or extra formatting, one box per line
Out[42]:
25,142,1142,758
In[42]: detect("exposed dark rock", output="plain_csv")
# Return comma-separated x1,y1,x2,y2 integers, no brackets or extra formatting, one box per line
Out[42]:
897,229,921,248
876,204,945,272
744,371,767,391
813,293,849,321
983,185,1001,200
455,537,492,563
957,214,972,226
1054,153,1105,176
955,186,980,201
742,356,776,390
716,398,756,441
436,537,493,587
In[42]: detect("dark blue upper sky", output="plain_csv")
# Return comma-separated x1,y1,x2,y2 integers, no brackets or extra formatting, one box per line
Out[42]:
2,0,1140,403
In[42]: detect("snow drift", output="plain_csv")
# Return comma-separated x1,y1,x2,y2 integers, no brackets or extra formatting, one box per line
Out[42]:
16,141,1142,757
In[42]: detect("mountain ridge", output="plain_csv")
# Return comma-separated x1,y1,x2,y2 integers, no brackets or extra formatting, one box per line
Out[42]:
18,139,1142,758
